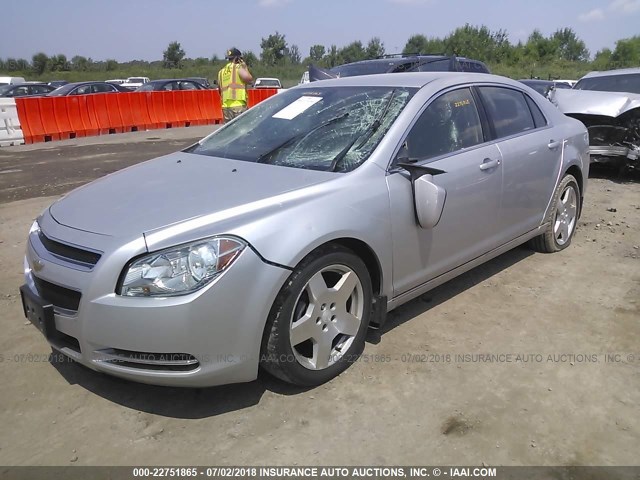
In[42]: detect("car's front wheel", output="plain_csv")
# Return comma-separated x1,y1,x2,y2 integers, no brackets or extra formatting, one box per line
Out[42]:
261,245,372,386
530,174,581,253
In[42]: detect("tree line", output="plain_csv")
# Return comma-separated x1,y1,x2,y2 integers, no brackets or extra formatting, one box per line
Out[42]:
2,26,639,85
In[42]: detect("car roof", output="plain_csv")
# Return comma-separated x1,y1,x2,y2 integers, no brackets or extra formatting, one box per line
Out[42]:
519,79,555,85
296,71,511,89
581,67,640,79
338,54,478,67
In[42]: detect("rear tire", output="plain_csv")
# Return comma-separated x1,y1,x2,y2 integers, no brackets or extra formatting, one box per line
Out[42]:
260,245,372,386
529,174,580,253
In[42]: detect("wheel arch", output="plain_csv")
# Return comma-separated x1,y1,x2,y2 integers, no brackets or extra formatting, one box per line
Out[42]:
564,164,584,217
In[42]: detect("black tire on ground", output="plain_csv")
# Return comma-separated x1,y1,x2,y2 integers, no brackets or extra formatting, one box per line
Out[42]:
260,244,373,386
529,174,581,253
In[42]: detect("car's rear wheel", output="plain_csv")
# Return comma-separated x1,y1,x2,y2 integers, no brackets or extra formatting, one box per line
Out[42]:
530,174,580,253
261,245,372,386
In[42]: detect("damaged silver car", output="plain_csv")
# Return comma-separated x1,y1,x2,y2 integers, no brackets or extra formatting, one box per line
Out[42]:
550,68,640,168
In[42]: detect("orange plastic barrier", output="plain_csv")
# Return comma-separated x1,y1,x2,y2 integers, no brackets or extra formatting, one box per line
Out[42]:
15,98,47,143
15,89,227,144
126,92,154,130
247,88,279,108
66,95,99,137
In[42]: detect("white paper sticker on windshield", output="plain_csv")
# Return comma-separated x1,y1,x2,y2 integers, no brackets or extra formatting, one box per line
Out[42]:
273,96,322,120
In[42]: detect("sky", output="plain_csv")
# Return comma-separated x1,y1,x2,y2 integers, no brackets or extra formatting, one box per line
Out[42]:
2,0,639,63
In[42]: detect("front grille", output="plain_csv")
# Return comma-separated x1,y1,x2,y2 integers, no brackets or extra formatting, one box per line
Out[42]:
96,349,200,372
33,276,81,311
38,231,101,266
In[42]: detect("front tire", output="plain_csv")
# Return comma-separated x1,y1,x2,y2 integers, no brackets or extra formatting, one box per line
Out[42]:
530,174,580,253
260,245,372,386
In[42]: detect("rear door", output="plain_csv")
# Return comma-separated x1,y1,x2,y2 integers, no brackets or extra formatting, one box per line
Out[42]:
386,87,504,296
476,86,561,241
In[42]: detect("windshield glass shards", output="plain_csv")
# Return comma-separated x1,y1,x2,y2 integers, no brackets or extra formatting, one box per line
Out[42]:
188,86,415,172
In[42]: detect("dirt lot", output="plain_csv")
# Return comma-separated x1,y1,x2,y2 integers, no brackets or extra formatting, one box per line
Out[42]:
0,131,638,466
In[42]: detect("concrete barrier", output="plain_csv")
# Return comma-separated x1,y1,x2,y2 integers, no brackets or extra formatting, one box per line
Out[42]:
0,98,25,146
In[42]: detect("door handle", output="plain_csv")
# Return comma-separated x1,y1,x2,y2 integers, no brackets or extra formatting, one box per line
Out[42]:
548,139,561,150
479,158,500,170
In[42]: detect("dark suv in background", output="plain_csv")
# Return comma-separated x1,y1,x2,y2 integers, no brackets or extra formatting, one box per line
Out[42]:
309,54,490,81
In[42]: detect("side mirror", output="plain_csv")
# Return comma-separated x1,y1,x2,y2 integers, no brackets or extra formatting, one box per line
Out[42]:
398,162,447,229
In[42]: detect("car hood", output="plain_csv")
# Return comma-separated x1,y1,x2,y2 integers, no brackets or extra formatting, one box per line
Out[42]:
550,89,640,117
49,151,336,238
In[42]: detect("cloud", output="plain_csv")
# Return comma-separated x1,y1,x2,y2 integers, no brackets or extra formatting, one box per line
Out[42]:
609,0,640,12
257,0,292,7
578,8,606,21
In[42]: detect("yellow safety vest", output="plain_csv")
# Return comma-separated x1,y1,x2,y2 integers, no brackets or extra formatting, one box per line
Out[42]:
218,62,248,108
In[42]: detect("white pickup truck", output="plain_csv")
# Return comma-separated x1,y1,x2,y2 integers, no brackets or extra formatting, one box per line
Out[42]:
253,77,282,89
121,76,150,90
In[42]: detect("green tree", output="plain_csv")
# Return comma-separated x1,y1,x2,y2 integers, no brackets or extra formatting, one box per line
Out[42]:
50,54,70,72
365,37,385,59
32,52,49,75
287,44,301,65
163,41,186,69
552,28,589,62
105,59,119,71
323,45,339,67
260,31,287,66
71,55,90,71
403,34,445,55
444,24,510,62
309,44,325,62
524,30,558,62
338,41,366,64
610,35,640,68
243,51,258,66
592,48,612,70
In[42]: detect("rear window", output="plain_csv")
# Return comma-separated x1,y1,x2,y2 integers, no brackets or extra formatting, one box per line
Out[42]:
330,62,398,77
574,73,640,94
479,87,536,138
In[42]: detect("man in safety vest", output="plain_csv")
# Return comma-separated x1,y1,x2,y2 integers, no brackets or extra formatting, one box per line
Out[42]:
218,47,253,122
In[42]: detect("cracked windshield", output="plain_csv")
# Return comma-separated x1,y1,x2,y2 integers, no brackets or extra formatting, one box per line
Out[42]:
189,86,415,172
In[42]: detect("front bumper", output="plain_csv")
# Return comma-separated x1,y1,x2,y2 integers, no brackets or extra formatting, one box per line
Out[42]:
22,219,290,387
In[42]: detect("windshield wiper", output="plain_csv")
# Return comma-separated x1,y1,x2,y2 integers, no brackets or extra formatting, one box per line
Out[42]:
257,111,350,164
327,89,397,172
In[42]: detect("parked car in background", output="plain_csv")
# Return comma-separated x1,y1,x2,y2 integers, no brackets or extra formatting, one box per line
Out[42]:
185,77,212,88
121,76,150,90
105,79,126,85
136,79,207,91
46,81,130,96
253,77,282,89
0,83,56,97
550,67,640,167
518,79,572,98
21,72,588,388
0,76,26,86
555,79,577,88
307,54,490,82
47,80,69,89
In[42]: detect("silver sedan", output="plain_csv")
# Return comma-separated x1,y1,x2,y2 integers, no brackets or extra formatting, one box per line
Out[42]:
20,72,589,387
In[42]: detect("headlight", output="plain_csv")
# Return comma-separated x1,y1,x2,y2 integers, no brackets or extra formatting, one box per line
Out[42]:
29,220,40,235
119,236,246,297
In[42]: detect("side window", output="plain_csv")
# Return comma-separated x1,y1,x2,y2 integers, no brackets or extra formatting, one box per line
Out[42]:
93,83,114,93
405,88,484,161
161,82,176,91
416,59,452,72
75,85,92,95
179,81,197,90
479,87,535,138
13,86,30,96
525,94,548,128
